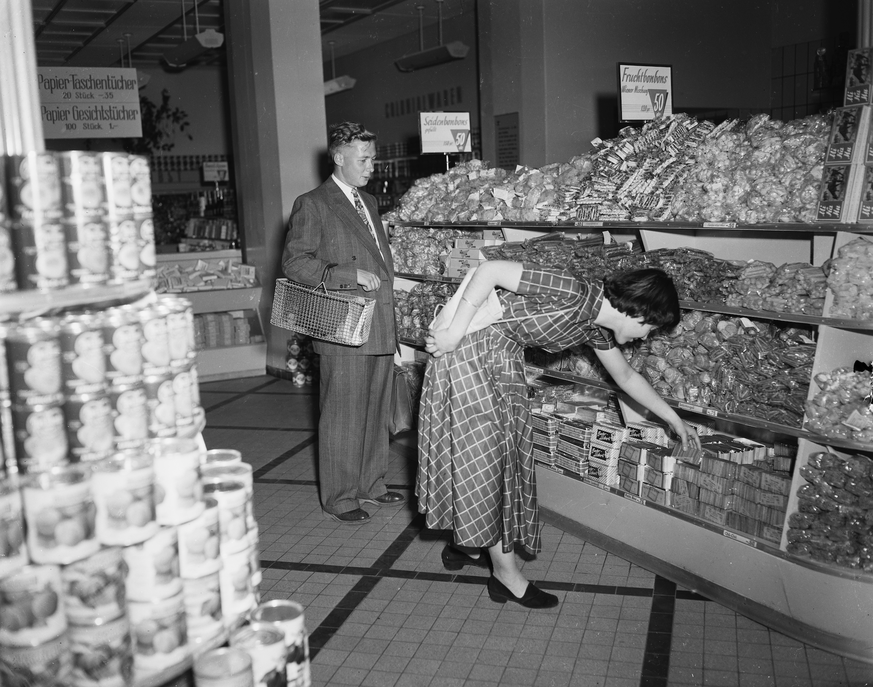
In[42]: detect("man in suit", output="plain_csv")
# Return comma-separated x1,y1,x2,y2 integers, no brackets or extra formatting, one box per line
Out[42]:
282,122,405,524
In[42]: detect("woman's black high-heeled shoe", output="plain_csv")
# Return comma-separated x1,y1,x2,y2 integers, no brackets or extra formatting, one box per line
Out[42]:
487,575,559,609
441,543,490,571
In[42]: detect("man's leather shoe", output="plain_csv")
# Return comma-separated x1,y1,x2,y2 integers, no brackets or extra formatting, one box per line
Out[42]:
324,508,370,524
487,575,559,609
441,543,490,571
359,491,406,507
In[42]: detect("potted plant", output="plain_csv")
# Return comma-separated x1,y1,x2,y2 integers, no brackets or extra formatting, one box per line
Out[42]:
124,88,192,155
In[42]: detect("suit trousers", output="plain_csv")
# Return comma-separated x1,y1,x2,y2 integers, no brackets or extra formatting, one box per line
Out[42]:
318,353,394,514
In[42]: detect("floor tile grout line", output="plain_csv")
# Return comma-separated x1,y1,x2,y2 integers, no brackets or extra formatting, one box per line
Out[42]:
209,425,316,432
201,378,281,413
639,574,677,687
251,435,318,480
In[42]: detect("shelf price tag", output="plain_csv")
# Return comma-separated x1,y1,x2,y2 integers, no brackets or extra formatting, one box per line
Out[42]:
702,222,738,228
678,402,704,413
623,492,642,504
723,530,757,548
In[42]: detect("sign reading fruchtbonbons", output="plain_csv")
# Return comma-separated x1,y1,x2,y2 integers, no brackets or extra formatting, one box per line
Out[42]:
617,63,673,122
37,67,142,139
419,112,472,154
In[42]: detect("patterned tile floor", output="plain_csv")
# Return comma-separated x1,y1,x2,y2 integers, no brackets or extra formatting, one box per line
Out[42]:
199,375,873,687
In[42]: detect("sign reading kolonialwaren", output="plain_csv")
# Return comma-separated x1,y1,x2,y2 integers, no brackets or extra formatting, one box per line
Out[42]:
37,67,143,139
617,63,673,122
419,112,472,154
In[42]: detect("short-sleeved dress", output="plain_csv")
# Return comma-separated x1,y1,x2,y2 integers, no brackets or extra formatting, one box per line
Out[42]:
416,264,616,555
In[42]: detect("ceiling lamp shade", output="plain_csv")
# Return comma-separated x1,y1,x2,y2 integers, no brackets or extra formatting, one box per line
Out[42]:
395,0,468,73
162,29,224,69
324,41,355,97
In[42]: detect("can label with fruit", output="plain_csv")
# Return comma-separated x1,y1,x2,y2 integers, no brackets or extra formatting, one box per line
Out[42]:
0,564,66,647
0,481,26,578
64,218,110,286
182,572,223,645
108,381,149,450
101,153,132,218
203,479,249,555
0,222,17,293
127,591,190,676
102,306,143,384
22,466,99,565
0,631,72,687
61,547,127,625
218,548,255,627
64,390,114,462
123,526,182,603
108,218,142,282
12,402,69,473
150,438,205,526
59,312,106,394
143,371,176,439
249,600,311,687
230,623,286,687
140,304,171,375
137,216,156,279
6,320,63,406
128,156,152,216
170,362,195,430
177,497,221,578
92,453,158,546
68,614,134,687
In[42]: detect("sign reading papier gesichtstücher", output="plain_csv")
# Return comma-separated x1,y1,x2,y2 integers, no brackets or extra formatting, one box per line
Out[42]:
37,67,143,139
419,112,472,154
617,63,673,122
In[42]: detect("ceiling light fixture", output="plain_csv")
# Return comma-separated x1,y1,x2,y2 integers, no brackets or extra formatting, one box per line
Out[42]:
162,0,224,70
324,40,356,96
395,0,468,73
124,33,151,89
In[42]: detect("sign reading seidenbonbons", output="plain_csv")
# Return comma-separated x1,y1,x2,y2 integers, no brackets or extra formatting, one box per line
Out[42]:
419,112,472,154
617,63,673,122
37,67,143,139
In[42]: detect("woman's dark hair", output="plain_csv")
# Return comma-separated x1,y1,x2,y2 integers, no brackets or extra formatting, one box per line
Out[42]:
603,268,680,329
328,121,377,158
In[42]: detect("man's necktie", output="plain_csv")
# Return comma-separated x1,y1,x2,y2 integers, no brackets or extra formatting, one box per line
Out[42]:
351,187,382,253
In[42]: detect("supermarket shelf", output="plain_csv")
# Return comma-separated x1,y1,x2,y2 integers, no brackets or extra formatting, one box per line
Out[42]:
0,278,154,316
396,272,461,284
680,300,873,331
134,627,228,687
171,286,263,315
195,342,267,382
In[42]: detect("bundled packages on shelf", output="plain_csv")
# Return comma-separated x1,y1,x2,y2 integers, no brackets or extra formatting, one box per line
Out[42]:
825,235,873,320
0,151,157,294
815,104,872,222
394,281,457,343
389,226,476,276
804,365,873,443
0,442,264,687
155,256,257,293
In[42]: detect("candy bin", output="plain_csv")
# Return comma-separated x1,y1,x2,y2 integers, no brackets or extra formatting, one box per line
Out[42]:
91,450,158,546
249,600,311,687
68,615,135,687
122,526,182,603
0,475,27,578
230,623,286,687
61,547,126,626
149,437,205,525
127,591,190,679
21,464,99,565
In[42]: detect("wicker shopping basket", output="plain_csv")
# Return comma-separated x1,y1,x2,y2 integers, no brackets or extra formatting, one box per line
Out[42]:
270,276,375,346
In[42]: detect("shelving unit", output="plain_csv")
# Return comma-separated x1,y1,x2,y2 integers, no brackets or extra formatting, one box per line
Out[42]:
388,218,873,663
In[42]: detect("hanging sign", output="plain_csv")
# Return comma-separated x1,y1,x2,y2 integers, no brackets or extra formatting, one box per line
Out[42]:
617,63,673,122
202,161,229,182
37,67,142,139
419,112,472,154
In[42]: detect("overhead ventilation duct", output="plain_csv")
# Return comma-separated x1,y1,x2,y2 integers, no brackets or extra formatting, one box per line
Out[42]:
395,0,468,73
162,0,224,69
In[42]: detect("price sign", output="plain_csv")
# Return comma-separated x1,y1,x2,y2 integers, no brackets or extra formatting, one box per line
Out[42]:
419,112,472,154
617,63,673,122
37,67,142,139
203,162,229,182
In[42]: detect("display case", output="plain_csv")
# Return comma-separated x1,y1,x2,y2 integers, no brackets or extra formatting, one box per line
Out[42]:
389,218,873,664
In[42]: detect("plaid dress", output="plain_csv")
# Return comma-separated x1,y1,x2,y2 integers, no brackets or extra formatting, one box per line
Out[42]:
416,265,616,554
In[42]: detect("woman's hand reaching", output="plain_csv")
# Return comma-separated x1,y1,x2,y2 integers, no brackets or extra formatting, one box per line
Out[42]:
424,327,464,358
672,420,701,451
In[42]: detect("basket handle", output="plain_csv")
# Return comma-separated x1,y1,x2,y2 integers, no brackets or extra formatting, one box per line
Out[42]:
315,263,338,293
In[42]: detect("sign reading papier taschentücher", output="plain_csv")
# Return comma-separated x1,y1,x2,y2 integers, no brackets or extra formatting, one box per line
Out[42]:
37,67,143,139
419,112,472,154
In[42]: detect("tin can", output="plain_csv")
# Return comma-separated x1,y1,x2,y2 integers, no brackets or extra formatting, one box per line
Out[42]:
159,295,194,363
64,388,114,462
64,218,110,286
182,572,223,646
202,463,255,531
101,153,132,218
194,648,254,687
102,304,144,384
58,151,106,219
12,219,69,291
178,497,221,578
230,623,286,687
144,370,176,438
1,399,16,474
249,600,311,687
68,614,134,687
202,449,242,468
128,155,152,216
59,311,106,393
0,476,26,578
0,221,17,293
12,402,69,472
22,465,98,565
247,527,261,590
61,547,127,625
218,548,255,627
123,526,182,603
0,564,66,647
150,437,204,526
171,360,195,430
6,153,63,221
108,380,148,450
92,451,157,546
127,591,190,676
5,318,63,406
108,217,142,282
140,302,172,375
137,216,156,280
189,360,202,408
0,631,72,686
202,479,248,555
